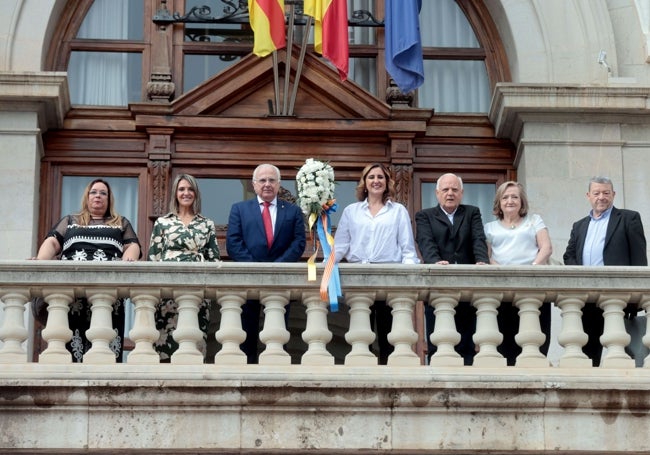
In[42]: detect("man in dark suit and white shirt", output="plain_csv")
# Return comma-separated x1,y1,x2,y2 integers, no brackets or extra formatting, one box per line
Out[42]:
564,176,647,366
415,173,489,364
227,163,306,363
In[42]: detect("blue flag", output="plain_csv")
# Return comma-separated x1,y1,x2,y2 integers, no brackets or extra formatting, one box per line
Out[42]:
385,0,424,93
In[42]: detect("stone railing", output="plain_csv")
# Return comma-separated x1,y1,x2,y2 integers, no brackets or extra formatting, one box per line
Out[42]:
2,261,650,454
1,260,650,368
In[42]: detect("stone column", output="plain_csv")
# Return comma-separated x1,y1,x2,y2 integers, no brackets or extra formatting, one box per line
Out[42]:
598,293,634,368
0,289,30,363
84,289,119,364
386,292,419,366
472,292,505,367
301,292,334,365
171,290,204,364
258,290,292,365
344,291,377,366
0,73,69,260
556,293,591,368
428,292,463,367
128,289,161,364
641,294,650,368
39,289,74,364
514,292,549,367
214,291,247,365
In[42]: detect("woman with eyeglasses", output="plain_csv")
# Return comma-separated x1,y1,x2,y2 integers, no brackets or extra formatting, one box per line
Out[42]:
33,178,141,362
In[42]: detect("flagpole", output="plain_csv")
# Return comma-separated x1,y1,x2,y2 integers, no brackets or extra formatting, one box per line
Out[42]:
288,14,312,116
272,51,280,115
282,2,296,115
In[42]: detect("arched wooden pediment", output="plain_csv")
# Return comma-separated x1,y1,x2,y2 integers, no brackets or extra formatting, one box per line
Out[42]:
170,45,392,120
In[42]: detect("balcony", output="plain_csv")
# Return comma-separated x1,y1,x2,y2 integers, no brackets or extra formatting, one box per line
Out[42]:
1,261,650,454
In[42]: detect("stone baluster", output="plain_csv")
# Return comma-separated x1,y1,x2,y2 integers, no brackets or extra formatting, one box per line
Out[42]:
386,292,419,366
214,291,247,364
598,293,634,368
472,292,505,367
640,294,650,368
84,289,119,364
514,292,550,367
428,292,463,367
0,289,30,363
127,290,161,364
39,289,74,364
301,292,334,365
556,293,591,368
171,289,204,364
344,291,377,366
258,290,291,365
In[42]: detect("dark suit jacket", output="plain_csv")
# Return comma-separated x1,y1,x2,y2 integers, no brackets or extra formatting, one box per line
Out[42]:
226,197,306,262
415,204,489,264
563,206,647,266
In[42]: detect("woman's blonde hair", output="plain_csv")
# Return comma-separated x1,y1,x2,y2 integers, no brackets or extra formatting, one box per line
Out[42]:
492,181,529,220
169,173,202,215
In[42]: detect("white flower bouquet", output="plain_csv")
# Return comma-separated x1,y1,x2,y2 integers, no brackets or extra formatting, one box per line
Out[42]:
296,158,336,222
296,158,341,310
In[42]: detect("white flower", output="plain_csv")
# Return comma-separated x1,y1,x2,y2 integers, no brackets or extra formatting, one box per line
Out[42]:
296,159,336,217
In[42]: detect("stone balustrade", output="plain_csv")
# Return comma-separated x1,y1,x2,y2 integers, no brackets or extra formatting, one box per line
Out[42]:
2,261,650,453
1,260,650,368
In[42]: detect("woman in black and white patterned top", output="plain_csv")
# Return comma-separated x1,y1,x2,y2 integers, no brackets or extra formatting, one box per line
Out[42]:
34,178,141,362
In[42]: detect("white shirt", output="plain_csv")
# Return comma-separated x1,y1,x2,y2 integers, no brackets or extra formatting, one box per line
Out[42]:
257,196,277,230
582,207,612,266
484,214,546,265
334,199,419,264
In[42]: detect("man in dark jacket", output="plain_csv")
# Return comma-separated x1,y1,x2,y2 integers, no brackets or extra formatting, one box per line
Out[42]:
564,176,647,365
227,163,306,363
415,173,489,364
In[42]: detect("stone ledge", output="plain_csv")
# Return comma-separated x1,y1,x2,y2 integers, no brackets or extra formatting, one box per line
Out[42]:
0,71,70,130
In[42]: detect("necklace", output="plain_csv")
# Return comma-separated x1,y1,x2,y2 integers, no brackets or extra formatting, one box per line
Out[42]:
504,219,520,229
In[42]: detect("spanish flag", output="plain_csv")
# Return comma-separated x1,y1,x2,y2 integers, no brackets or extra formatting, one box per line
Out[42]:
304,0,349,80
248,0,286,57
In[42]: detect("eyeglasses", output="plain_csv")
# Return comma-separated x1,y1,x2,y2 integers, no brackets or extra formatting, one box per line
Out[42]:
254,178,279,185
89,190,109,197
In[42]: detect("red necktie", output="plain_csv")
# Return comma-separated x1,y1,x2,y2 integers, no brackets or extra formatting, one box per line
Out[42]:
262,201,273,249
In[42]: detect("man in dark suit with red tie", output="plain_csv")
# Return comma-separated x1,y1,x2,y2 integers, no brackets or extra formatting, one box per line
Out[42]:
227,163,306,363
564,176,647,366
415,173,489,365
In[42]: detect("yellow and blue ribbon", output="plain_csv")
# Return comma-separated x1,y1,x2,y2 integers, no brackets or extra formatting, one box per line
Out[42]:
316,204,341,312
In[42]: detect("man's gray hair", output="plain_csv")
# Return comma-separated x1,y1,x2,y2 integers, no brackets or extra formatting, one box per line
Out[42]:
436,173,464,190
589,176,614,191
253,163,281,182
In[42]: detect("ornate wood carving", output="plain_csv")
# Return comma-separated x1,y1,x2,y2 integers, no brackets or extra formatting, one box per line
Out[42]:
386,79,415,108
147,13,175,103
392,164,412,207
149,160,170,217
147,129,173,217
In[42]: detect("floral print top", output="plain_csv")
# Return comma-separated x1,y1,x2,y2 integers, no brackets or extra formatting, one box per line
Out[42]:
148,213,220,262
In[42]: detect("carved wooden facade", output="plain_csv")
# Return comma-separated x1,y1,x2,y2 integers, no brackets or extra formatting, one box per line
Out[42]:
41,0,516,256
